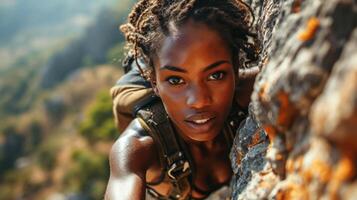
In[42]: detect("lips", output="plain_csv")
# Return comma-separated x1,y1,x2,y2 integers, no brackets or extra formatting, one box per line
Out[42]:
184,112,216,132
191,118,210,124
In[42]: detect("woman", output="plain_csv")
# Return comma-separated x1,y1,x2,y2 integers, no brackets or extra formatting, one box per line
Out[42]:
105,0,259,199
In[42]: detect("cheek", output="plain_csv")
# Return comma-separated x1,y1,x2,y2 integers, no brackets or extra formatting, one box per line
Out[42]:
156,84,185,115
213,77,235,107
157,84,180,101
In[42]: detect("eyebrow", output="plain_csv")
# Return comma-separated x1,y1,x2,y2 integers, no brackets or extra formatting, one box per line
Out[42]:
160,60,230,73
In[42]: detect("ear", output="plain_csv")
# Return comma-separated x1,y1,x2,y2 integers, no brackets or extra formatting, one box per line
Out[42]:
149,72,160,96
149,56,161,96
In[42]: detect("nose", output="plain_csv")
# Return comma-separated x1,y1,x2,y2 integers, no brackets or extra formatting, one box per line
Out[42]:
186,82,212,109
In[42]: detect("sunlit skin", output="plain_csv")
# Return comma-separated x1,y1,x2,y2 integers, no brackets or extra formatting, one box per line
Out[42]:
106,20,237,200
152,20,235,144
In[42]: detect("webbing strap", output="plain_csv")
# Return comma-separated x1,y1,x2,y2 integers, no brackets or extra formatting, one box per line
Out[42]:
136,96,192,200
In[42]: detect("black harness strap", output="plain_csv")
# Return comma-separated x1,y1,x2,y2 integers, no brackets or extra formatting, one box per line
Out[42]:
136,95,193,200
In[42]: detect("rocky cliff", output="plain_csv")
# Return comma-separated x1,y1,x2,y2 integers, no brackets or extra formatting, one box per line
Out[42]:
230,0,357,199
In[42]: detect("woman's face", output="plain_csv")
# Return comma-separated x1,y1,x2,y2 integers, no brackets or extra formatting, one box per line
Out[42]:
152,20,236,142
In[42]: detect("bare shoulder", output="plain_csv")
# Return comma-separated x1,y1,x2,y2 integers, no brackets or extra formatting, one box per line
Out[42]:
106,118,156,199
109,118,156,178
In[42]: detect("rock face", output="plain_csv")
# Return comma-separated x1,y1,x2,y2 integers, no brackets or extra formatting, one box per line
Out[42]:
230,0,357,199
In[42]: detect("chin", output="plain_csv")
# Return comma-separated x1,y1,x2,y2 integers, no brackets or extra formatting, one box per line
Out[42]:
174,119,223,142
185,130,220,142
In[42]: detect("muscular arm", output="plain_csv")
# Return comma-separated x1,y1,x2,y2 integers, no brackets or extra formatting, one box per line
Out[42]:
105,119,155,200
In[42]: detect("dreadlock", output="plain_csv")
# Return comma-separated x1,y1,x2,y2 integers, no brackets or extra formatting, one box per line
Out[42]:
120,0,260,80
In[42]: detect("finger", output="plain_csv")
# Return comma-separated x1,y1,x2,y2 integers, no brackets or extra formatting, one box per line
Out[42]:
239,66,260,79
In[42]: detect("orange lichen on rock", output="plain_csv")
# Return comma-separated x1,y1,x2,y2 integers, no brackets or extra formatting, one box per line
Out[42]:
298,17,320,41
277,91,296,128
275,183,309,200
312,159,333,183
248,131,263,148
302,168,313,184
262,57,269,67
259,83,270,102
264,124,277,140
295,156,304,171
333,155,355,182
300,159,332,185
286,159,294,173
284,157,304,182
258,180,272,189
286,157,300,173
300,158,332,184
328,155,356,198
276,153,284,161
235,149,243,166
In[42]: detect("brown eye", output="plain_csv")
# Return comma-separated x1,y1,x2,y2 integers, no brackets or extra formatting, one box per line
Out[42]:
208,71,226,80
166,76,185,85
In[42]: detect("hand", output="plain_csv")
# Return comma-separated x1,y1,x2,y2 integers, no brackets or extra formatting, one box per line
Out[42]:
238,66,260,80
236,66,260,108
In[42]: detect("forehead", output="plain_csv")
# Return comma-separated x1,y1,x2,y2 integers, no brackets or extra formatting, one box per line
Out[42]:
155,20,231,68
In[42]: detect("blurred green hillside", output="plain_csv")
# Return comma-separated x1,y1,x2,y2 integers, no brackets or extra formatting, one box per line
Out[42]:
0,0,134,199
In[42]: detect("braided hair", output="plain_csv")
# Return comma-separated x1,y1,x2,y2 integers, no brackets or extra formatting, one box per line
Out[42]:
120,0,259,80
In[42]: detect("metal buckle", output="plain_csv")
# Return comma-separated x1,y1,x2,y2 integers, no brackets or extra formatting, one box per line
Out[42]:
167,160,190,180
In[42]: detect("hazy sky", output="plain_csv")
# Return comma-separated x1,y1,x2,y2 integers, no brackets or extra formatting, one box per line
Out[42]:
0,0,118,69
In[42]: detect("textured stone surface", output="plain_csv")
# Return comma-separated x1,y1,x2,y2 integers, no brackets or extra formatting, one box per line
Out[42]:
230,112,272,199
310,29,357,152
230,0,357,199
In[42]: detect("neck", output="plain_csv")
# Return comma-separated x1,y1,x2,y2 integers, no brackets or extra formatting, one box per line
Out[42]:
180,131,225,152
